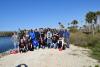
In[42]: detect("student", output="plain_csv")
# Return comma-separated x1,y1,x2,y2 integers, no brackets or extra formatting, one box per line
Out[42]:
58,39,62,51
39,31,45,49
19,38,26,53
52,33,59,49
28,37,34,51
28,29,35,40
12,32,19,50
28,29,36,50
33,40,39,49
34,29,40,41
58,29,64,38
63,29,70,48
25,31,30,51
23,33,28,51
47,28,53,48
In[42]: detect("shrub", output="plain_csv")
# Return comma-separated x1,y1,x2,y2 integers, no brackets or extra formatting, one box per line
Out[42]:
91,43,100,61
69,27,78,33
95,65,99,67
70,32,100,47
70,32,88,47
70,32,100,61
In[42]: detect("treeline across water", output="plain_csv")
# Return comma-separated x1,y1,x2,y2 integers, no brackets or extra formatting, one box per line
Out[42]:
0,31,14,37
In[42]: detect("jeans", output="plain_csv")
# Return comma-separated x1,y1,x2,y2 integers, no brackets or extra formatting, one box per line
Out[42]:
14,42,19,49
65,38,70,48
47,38,52,48
52,43,57,49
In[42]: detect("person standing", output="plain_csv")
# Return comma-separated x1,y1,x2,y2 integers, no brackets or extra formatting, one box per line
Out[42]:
58,29,64,38
34,29,40,41
12,32,19,50
47,28,53,48
63,29,70,48
28,29,36,50
39,30,45,49
28,29,35,40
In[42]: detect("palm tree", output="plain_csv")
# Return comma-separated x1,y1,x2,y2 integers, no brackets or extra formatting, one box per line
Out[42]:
71,20,78,28
86,12,96,24
85,11,96,36
58,22,65,29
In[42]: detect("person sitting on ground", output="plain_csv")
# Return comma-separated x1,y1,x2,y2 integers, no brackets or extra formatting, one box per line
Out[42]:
33,40,39,49
19,37,26,53
28,37,34,51
52,33,59,49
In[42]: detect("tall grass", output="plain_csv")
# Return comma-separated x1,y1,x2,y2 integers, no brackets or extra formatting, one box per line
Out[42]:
70,32,100,61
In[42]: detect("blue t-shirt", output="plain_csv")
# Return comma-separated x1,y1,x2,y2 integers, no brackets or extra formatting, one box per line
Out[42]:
29,32,35,40
32,40,39,47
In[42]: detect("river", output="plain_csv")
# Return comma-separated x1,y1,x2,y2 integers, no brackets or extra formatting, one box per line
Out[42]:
0,37,14,53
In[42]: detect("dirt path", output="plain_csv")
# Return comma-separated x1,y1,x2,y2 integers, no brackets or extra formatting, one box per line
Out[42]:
0,45,100,67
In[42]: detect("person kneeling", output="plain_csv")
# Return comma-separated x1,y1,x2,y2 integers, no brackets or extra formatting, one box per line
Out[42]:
19,39,26,53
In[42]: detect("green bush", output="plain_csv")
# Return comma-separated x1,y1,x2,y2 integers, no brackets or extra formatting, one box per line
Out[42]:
88,33,100,46
69,27,78,33
70,32,100,47
90,42,100,61
70,32,100,61
95,65,99,67
70,32,88,47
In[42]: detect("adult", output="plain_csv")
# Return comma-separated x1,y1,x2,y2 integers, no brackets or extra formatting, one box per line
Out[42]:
34,29,40,40
39,30,45,49
28,29,35,40
28,29,36,50
58,29,64,38
23,32,29,51
12,32,19,50
52,33,59,49
63,29,70,48
47,28,53,48
19,37,26,53
57,29,65,50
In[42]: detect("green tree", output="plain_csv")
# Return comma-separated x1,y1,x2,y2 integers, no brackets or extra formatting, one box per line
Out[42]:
86,11,96,24
85,11,96,36
58,22,65,29
71,20,78,28
69,20,79,32
96,11,100,15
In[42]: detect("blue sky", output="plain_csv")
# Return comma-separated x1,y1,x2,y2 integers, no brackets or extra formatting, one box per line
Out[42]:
0,0,100,31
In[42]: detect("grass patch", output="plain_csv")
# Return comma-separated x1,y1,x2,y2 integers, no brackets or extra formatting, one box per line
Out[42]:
90,43,100,61
70,32,100,61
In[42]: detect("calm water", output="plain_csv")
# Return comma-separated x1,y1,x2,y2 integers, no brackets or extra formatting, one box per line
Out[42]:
0,37,14,53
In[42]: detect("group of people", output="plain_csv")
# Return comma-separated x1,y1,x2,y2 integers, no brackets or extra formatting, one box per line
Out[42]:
12,28,70,53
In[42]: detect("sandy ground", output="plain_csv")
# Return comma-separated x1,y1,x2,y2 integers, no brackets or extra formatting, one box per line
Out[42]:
0,45,100,67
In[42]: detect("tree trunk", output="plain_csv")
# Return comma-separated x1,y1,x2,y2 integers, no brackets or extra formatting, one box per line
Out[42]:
92,23,95,36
